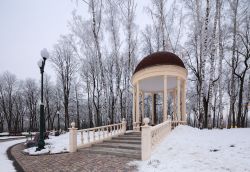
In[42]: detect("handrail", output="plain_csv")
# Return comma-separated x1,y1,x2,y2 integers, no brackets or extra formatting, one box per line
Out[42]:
171,121,187,128
76,119,126,148
141,119,185,160
133,122,141,131
151,120,171,151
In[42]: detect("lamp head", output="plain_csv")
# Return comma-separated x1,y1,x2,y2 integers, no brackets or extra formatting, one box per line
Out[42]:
40,48,49,60
37,59,43,68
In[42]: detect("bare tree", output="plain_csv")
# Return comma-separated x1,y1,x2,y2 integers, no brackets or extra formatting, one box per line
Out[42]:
0,72,17,132
24,78,39,131
51,35,78,130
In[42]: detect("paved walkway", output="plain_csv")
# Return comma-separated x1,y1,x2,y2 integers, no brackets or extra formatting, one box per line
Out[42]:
11,143,138,172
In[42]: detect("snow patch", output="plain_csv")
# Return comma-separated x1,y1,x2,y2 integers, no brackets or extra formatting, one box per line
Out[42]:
134,125,250,172
0,139,26,172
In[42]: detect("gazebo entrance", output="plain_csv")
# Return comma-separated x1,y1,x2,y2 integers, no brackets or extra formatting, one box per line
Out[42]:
132,51,188,131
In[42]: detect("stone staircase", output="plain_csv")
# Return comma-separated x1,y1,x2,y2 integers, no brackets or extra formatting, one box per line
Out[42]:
79,132,141,159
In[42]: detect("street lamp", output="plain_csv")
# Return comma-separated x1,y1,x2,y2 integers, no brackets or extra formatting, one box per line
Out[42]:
36,48,49,151
57,111,60,131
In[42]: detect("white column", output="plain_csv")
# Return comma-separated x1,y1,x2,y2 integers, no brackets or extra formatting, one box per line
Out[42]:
163,75,168,121
136,82,140,130
177,77,181,121
173,89,176,121
69,122,78,153
141,92,145,120
122,118,127,133
132,87,136,129
181,80,187,121
151,93,155,125
141,118,152,160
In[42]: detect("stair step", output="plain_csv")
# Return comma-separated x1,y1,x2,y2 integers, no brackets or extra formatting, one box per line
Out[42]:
125,132,141,136
93,142,141,150
113,136,141,140
80,147,141,159
104,139,141,144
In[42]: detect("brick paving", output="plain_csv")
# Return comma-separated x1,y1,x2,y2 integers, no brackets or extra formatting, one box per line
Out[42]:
11,143,138,172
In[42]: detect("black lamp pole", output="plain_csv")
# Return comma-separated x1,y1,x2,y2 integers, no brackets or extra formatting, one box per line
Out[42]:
36,49,49,151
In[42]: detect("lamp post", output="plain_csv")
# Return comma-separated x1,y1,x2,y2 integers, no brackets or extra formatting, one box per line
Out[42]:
57,111,60,131
36,48,49,151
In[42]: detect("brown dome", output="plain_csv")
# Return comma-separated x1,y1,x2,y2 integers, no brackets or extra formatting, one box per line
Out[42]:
134,51,185,74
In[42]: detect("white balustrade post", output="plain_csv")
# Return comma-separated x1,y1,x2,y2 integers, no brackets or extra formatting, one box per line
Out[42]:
69,122,78,153
141,118,152,160
122,118,127,133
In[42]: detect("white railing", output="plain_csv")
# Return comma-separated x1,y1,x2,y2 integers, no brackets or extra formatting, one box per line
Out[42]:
171,120,187,129
141,118,184,160
141,118,171,160
133,122,141,131
68,119,126,152
151,120,171,151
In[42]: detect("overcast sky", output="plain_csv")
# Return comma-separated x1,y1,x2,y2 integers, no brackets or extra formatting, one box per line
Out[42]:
0,0,150,81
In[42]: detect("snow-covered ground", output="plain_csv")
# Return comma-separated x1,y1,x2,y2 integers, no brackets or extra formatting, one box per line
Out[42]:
134,125,250,172
23,130,112,155
23,133,69,155
5,126,250,171
0,136,25,140
0,139,26,172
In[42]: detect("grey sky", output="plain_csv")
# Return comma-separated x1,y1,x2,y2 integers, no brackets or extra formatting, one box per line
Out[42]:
0,0,84,80
0,0,149,81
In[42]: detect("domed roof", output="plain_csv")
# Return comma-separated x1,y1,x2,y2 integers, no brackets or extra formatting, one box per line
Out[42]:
134,51,186,74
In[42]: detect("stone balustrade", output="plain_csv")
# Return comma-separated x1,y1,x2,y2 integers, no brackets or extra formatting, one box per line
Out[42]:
69,119,126,152
141,118,172,160
171,120,187,129
133,122,141,131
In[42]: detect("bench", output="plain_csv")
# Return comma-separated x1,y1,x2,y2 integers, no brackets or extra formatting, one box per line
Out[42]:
26,132,50,148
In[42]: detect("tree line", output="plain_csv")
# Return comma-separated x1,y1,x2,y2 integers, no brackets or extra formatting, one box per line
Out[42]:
0,0,249,133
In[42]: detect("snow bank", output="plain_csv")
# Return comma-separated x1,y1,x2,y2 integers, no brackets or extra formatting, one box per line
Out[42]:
23,133,69,155
23,131,107,155
0,139,26,172
134,125,250,172
0,136,25,140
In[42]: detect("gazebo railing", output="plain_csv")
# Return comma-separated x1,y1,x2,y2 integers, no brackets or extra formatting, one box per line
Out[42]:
151,120,172,150
133,122,141,131
68,119,127,152
171,120,187,129
141,118,186,160
141,118,172,160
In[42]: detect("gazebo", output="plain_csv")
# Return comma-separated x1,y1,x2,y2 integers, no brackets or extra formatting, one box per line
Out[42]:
132,51,188,131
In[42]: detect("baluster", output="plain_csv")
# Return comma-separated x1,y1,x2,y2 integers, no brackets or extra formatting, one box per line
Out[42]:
98,128,101,140
110,126,112,136
87,130,90,143
93,129,95,141
81,131,84,144
102,128,104,138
